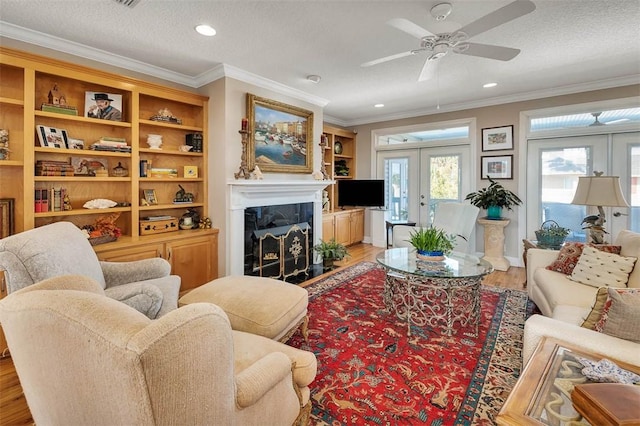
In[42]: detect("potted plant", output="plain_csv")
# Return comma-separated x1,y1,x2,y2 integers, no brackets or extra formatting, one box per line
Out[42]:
407,226,456,261
464,177,522,219
313,238,350,269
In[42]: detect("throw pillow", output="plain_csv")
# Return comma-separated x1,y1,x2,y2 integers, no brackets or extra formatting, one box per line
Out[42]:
593,287,640,343
569,246,636,288
581,286,610,330
546,243,622,275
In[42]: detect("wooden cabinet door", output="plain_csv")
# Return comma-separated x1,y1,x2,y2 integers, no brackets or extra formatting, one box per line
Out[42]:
166,235,217,293
322,215,335,241
334,213,351,246
350,209,365,244
96,243,164,262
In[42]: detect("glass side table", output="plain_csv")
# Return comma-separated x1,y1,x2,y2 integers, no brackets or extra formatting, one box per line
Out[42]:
497,337,640,425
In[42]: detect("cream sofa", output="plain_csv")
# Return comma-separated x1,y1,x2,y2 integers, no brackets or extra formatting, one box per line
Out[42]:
523,230,640,367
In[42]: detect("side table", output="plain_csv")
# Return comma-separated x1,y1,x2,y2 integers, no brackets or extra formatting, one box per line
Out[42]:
497,337,640,425
478,217,510,271
385,220,416,248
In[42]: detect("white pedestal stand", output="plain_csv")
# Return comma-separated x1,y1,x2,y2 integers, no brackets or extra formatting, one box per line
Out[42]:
478,217,510,271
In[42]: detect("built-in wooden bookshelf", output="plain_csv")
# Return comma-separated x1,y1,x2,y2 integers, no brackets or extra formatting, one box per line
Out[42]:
0,47,218,292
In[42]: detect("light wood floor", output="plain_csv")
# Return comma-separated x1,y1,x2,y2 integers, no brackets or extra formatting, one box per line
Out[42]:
0,243,526,425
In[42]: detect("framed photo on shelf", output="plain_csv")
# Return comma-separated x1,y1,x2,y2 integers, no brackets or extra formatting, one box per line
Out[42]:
143,189,158,205
184,165,198,178
36,125,68,148
482,125,513,151
84,91,123,122
0,198,15,238
246,93,313,174
482,155,513,179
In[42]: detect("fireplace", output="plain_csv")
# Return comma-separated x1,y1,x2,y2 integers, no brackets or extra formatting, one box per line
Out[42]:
227,180,331,278
245,202,313,280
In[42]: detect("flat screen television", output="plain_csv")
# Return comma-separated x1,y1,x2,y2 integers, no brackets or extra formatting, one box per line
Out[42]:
337,179,385,208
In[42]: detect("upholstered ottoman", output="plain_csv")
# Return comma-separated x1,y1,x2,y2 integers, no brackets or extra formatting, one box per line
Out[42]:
178,275,309,342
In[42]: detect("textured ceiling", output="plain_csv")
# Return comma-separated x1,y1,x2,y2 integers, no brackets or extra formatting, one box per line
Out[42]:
0,0,639,126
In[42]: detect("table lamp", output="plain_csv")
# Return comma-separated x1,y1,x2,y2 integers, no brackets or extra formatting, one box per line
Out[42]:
570,171,629,244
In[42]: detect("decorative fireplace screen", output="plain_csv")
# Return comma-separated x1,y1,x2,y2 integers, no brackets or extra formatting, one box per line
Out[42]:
252,222,309,280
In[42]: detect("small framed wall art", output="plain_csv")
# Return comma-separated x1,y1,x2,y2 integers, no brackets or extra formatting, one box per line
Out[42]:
481,155,513,179
482,125,513,151
85,92,123,122
0,198,15,238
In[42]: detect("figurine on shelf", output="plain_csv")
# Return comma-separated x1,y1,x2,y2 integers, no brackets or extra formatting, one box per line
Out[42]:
174,184,194,203
63,194,72,211
150,108,182,124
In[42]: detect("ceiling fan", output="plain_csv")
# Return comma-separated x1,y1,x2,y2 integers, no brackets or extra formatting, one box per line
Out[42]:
361,0,536,81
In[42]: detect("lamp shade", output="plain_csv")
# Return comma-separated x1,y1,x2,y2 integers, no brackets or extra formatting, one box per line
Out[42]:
571,176,630,207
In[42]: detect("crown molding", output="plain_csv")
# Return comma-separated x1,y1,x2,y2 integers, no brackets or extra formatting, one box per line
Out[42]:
1,21,635,124
194,63,330,107
0,21,197,86
343,75,640,127
0,21,329,107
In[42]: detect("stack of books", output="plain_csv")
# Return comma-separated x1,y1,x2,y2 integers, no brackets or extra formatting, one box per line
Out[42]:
35,187,68,212
41,103,78,116
91,137,131,153
149,167,178,178
35,160,75,176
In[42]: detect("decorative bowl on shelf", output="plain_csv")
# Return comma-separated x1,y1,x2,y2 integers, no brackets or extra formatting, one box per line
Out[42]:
147,134,163,149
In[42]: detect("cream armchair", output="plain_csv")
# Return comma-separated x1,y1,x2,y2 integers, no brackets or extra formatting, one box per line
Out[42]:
392,202,480,253
0,221,180,318
0,275,317,425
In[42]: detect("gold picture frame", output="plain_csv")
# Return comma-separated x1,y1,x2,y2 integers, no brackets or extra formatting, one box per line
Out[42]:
0,198,15,238
246,93,313,174
143,189,158,205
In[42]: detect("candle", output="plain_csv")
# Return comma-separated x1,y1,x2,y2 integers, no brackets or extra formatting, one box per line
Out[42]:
241,118,248,131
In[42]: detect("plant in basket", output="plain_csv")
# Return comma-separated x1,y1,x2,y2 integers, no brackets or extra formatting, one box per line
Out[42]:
81,213,122,245
535,220,570,249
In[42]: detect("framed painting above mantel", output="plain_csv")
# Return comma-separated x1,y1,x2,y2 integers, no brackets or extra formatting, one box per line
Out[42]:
246,93,313,174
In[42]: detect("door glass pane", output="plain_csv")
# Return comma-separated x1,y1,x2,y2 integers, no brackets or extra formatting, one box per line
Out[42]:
630,146,640,232
429,155,460,223
385,158,409,221
540,147,590,242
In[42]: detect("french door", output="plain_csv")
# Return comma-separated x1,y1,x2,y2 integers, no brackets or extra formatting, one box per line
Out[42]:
377,145,471,226
526,132,639,242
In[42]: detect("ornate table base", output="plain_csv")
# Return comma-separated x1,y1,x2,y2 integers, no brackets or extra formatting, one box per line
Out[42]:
382,271,481,337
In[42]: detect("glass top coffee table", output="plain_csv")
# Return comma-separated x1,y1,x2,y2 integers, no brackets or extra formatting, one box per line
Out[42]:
376,248,493,337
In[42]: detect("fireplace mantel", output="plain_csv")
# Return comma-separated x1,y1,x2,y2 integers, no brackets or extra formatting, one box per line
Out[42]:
226,179,334,275
228,180,334,209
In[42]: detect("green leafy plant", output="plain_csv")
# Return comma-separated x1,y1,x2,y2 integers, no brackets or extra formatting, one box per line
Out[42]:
313,238,349,261
407,226,456,255
464,177,522,210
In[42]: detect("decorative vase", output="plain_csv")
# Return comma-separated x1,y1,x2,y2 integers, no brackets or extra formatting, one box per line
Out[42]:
416,249,445,262
487,205,503,219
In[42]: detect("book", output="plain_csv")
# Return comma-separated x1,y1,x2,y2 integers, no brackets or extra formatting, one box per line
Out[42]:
35,189,42,213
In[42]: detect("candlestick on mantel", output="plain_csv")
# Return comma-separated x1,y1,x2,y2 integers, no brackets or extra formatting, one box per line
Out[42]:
234,129,252,179
241,118,248,131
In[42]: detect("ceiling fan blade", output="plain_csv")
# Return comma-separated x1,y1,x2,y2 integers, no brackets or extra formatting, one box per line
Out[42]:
418,58,438,82
361,50,416,67
387,18,435,39
457,0,536,39
458,42,521,61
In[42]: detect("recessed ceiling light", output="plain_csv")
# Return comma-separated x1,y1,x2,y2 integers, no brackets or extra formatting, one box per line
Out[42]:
374,104,385,108
306,75,321,83
195,24,216,36
483,82,497,88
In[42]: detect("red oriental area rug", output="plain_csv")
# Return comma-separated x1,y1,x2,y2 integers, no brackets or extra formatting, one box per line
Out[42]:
289,261,535,425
